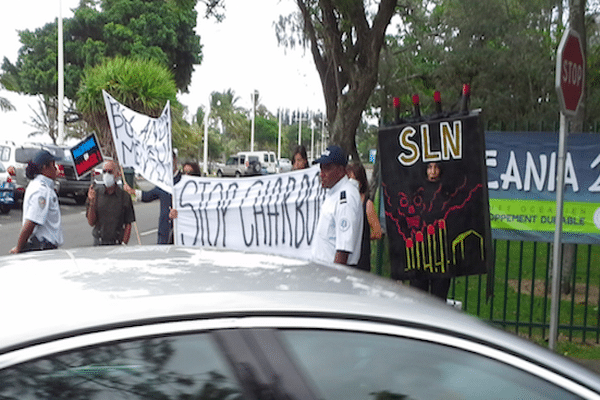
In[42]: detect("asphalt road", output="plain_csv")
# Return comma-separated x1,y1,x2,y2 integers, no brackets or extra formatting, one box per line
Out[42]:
0,197,161,254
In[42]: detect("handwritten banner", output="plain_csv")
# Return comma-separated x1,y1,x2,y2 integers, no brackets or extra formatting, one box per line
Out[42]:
103,90,173,193
172,166,325,259
486,131,600,244
378,112,493,280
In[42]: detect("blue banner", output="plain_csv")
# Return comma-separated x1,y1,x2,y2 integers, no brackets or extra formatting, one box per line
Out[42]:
485,131,600,244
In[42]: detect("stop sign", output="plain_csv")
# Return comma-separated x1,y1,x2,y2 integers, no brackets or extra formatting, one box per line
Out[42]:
556,29,585,116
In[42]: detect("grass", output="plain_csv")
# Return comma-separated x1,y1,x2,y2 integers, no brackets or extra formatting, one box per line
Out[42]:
370,236,600,360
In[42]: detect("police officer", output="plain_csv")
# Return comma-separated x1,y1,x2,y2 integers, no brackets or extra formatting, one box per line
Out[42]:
311,145,363,266
10,150,63,253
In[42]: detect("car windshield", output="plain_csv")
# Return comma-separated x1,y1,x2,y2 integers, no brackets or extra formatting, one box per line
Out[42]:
43,146,68,162
15,148,41,163
0,145,10,162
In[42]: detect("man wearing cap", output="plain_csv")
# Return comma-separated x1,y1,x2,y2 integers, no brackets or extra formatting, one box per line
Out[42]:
312,145,364,266
10,150,63,253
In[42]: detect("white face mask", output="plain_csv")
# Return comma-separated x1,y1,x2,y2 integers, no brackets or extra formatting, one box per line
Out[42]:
103,172,116,187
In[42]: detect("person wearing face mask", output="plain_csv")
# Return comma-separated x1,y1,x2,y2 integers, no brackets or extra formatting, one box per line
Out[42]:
86,160,136,246
123,152,181,244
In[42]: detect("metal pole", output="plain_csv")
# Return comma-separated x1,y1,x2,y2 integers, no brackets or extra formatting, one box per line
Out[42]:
57,0,64,144
277,108,282,160
250,91,256,152
549,112,568,350
298,109,302,145
203,99,209,175
310,111,314,163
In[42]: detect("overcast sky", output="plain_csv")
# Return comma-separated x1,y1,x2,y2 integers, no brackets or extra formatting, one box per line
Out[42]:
0,0,324,145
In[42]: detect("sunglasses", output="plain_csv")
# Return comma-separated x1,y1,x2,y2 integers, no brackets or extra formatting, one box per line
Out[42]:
102,169,114,174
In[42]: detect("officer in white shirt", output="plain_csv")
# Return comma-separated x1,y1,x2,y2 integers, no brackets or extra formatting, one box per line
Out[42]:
10,150,63,253
312,145,363,266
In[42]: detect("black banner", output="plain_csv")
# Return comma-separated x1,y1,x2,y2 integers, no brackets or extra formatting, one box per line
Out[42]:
378,112,492,280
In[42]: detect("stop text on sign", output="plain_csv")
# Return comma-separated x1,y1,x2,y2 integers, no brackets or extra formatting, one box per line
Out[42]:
562,59,583,86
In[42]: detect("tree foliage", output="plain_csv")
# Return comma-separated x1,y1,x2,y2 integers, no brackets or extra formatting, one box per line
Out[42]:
372,0,577,128
277,0,400,162
76,57,178,157
3,0,203,101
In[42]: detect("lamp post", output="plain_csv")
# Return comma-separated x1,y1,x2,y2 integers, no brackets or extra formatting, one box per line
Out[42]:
251,90,258,152
57,0,64,144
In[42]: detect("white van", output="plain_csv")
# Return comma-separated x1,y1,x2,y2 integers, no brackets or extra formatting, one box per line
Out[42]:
238,151,277,174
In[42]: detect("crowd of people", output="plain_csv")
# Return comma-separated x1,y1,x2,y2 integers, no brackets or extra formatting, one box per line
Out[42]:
10,146,393,293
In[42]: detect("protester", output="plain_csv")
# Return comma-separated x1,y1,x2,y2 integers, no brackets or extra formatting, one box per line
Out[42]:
10,150,63,253
346,163,383,271
182,161,201,176
86,160,135,246
409,161,452,300
312,145,363,266
292,145,309,170
124,152,180,244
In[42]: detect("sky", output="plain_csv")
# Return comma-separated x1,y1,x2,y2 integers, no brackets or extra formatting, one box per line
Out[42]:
0,0,324,145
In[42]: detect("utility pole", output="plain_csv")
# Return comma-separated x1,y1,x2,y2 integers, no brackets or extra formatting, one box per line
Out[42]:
57,0,64,144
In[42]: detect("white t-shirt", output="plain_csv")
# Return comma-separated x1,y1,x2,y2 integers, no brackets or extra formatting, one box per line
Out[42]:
22,174,63,246
312,175,363,265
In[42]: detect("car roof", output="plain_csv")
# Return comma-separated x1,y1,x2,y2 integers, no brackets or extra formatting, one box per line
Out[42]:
0,246,598,388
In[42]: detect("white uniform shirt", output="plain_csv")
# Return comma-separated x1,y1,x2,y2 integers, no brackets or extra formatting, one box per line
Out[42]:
22,174,63,246
312,175,363,265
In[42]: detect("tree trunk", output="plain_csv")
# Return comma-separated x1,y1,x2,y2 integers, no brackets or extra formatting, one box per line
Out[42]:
298,0,398,163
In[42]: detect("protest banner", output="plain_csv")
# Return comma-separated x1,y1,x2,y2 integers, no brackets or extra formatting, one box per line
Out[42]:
102,90,173,193
173,166,324,259
69,133,104,179
486,131,600,244
378,112,493,281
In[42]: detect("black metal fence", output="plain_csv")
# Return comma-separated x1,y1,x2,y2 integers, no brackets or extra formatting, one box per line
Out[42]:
373,121,600,343
449,240,600,343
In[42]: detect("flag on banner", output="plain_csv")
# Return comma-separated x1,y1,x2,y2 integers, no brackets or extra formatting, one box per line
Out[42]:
102,90,173,193
69,133,104,179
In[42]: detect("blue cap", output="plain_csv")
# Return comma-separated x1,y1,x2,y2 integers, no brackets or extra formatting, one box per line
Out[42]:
33,150,57,167
315,145,347,166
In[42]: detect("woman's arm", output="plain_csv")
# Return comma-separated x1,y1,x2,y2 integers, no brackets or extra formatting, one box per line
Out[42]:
366,199,383,240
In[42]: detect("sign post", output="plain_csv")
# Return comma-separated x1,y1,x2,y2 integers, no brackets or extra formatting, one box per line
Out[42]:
550,28,585,350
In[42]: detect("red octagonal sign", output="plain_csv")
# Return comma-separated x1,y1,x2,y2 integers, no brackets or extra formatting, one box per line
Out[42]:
556,29,585,116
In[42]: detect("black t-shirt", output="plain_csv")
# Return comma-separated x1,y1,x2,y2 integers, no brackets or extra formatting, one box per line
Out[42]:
87,185,135,242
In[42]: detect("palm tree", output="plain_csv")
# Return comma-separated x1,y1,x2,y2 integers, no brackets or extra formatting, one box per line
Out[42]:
77,57,178,157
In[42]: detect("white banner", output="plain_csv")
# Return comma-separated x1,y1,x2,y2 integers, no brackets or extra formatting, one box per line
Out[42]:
173,165,325,259
102,90,173,193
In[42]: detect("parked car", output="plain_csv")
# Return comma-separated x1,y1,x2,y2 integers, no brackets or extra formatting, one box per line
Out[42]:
0,161,15,214
1,246,599,399
0,142,41,202
277,157,292,173
47,144,93,204
216,153,263,177
12,143,93,204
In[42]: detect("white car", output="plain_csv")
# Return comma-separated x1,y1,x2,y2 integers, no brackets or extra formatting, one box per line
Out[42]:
277,157,292,173
1,246,599,399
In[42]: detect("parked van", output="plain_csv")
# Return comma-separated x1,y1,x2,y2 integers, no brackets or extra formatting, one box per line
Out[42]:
238,151,277,174
216,150,277,177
